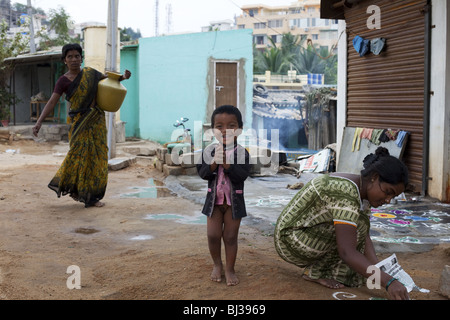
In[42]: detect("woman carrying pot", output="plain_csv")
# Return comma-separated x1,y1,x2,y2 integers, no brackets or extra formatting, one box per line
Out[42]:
33,43,131,208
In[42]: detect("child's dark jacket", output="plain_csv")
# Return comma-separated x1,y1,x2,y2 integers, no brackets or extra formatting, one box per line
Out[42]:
196,143,251,220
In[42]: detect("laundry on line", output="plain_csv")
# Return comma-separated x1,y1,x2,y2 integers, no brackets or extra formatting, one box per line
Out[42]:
351,127,408,152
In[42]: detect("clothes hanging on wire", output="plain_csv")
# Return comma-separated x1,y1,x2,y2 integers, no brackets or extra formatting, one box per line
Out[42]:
353,36,370,57
395,131,408,147
352,127,364,152
384,129,399,141
378,129,390,143
370,38,386,55
360,128,373,140
370,129,385,145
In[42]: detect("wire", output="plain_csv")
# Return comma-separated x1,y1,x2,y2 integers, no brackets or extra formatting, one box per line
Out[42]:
306,29,345,60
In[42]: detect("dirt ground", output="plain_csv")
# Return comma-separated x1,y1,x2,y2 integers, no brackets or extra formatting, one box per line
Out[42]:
0,140,448,302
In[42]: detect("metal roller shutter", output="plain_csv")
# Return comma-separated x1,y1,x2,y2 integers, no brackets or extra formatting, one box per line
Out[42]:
344,0,428,192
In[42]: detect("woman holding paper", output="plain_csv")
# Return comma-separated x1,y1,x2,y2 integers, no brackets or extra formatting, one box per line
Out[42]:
274,147,410,300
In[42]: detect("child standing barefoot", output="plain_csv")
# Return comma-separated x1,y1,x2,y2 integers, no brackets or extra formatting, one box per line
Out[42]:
197,105,250,286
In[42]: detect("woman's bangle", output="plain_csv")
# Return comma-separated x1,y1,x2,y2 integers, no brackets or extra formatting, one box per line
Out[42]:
385,277,397,291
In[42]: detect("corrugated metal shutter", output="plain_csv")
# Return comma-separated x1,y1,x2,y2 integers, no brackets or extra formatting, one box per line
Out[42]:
345,0,427,192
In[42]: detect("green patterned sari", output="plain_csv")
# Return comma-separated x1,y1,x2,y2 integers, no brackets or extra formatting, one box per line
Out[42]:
48,67,108,207
274,174,371,287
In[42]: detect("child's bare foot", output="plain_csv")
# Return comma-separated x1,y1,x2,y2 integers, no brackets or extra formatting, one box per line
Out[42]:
210,264,223,283
302,274,344,289
225,270,239,286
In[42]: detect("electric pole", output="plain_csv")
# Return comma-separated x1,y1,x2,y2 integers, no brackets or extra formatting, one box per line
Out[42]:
106,0,119,159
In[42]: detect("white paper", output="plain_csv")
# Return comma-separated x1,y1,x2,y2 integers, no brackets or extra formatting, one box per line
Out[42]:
375,254,430,293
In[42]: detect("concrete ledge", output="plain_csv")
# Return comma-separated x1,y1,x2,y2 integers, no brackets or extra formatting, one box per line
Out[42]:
122,146,156,156
163,164,184,176
108,157,137,171
1,124,70,141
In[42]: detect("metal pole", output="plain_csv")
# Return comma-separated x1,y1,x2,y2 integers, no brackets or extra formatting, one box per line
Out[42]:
106,0,118,160
422,1,432,196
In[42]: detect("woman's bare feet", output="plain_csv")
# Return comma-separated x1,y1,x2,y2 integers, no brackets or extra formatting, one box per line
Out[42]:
225,269,239,286
94,201,105,207
302,274,345,289
211,264,223,283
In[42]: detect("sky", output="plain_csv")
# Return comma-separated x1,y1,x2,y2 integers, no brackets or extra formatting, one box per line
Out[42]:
15,0,294,37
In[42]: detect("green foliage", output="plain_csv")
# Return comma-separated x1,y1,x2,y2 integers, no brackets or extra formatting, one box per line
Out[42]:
254,38,293,75
253,32,337,85
37,6,80,49
120,27,142,41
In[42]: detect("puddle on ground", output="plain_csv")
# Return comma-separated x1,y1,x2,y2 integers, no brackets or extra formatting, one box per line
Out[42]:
144,213,207,225
74,227,100,235
120,178,175,199
130,235,154,241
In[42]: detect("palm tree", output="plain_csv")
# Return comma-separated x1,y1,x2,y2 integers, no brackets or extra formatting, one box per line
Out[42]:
280,32,304,60
321,47,337,85
254,37,292,74
292,43,325,74
253,33,337,84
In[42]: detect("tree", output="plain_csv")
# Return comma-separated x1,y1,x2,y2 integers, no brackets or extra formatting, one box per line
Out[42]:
280,32,304,64
12,2,46,16
253,32,337,82
253,33,337,79
37,6,79,49
292,44,325,74
322,48,337,85
120,27,142,41
254,36,293,74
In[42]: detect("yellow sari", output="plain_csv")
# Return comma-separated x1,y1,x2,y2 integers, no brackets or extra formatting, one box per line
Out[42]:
48,67,108,207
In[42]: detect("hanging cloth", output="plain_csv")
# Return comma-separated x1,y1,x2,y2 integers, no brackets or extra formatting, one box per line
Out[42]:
379,129,390,143
370,129,385,145
370,38,386,55
353,36,370,57
384,129,400,141
396,131,408,147
352,127,364,152
360,128,374,140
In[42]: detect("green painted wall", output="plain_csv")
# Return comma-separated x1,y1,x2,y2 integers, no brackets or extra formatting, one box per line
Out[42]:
119,45,139,137
120,29,253,145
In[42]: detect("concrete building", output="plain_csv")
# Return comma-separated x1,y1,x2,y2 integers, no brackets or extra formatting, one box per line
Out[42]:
201,19,234,33
119,29,254,147
236,0,339,51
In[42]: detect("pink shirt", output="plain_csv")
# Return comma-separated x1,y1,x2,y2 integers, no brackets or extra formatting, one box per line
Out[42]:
215,146,236,206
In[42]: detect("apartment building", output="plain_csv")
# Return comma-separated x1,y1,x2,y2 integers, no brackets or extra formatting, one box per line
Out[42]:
236,0,339,51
